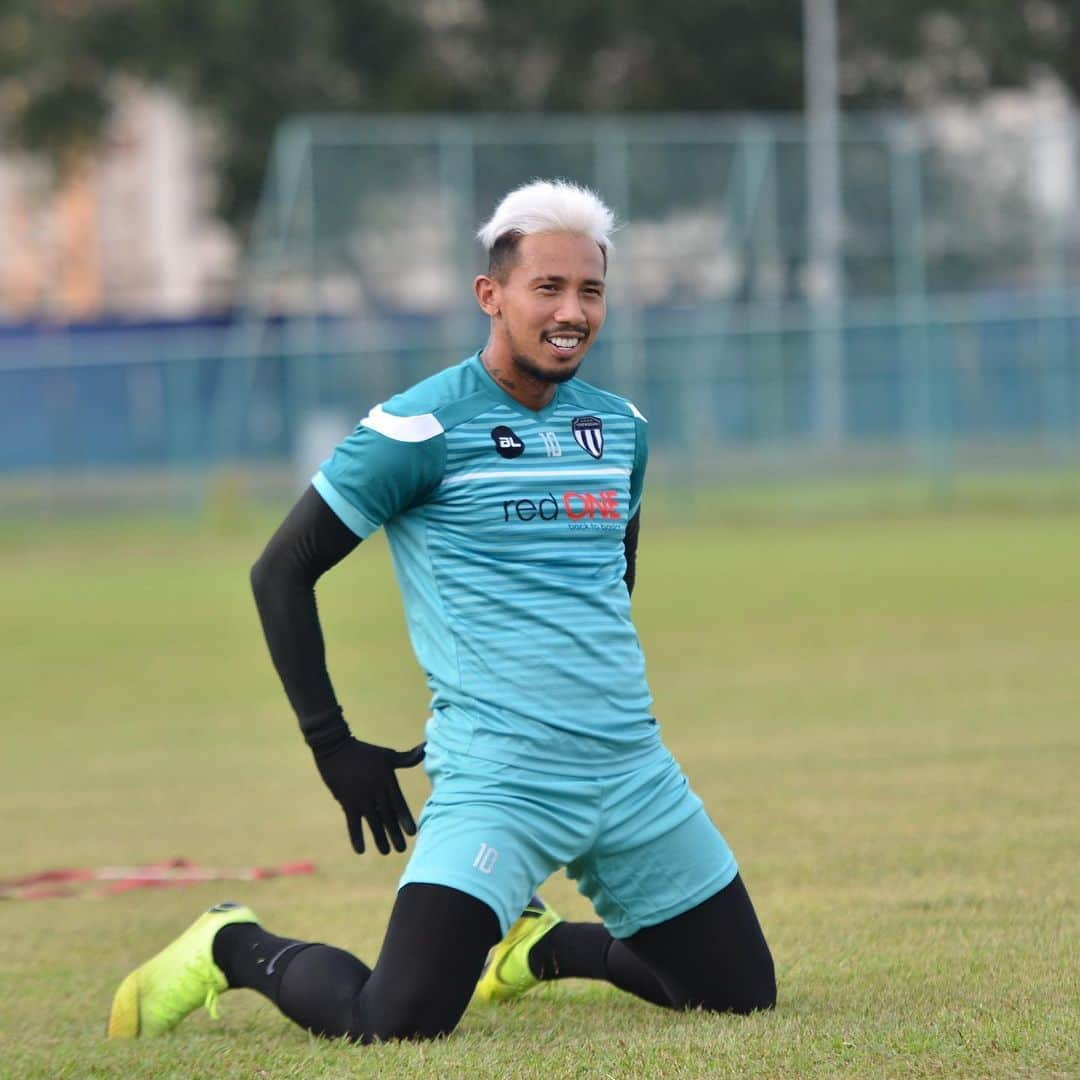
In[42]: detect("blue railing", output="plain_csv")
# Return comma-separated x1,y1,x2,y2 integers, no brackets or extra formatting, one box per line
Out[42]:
2,291,1077,476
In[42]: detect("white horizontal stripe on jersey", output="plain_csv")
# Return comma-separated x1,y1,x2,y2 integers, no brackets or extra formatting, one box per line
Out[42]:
361,403,444,442
440,466,631,488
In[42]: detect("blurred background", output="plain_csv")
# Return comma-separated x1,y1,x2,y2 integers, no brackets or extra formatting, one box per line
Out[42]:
2,0,1080,512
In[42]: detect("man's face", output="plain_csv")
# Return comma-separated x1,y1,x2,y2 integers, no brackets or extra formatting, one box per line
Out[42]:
485,231,607,385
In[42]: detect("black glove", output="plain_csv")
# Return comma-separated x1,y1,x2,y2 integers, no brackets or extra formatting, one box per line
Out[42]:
312,735,426,855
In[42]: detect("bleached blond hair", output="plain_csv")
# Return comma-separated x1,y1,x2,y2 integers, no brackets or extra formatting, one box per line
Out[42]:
476,180,616,262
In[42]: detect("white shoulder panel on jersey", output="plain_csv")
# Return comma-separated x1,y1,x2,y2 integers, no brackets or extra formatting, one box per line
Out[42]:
360,403,444,442
627,400,648,422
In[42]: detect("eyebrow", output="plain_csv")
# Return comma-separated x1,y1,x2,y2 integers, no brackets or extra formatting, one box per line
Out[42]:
529,275,606,288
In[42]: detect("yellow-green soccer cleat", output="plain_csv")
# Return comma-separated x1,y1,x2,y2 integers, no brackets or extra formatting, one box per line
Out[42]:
106,901,258,1038
473,894,561,1004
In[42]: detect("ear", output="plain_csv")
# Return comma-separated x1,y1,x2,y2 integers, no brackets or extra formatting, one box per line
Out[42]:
474,275,501,317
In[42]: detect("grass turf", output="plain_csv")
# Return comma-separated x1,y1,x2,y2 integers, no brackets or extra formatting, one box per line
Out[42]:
0,504,1077,1078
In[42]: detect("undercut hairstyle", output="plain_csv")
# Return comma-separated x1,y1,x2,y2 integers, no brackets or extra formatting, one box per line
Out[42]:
477,180,616,282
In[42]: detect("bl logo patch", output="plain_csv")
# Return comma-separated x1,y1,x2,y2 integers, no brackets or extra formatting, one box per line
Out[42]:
571,415,604,459
491,425,525,458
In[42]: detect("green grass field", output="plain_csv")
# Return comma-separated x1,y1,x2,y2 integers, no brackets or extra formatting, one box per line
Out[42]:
1,502,1077,1078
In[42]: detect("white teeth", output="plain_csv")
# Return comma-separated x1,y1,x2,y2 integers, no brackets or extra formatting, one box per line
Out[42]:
550,336,579,349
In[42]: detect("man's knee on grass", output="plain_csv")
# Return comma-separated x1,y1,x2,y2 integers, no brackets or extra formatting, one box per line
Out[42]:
356,975,472,1043
671,947,777,1016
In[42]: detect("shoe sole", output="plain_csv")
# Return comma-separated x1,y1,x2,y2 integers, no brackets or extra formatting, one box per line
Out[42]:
107,971,141,1038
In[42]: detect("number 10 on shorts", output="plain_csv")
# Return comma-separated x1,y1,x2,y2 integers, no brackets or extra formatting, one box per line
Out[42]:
472,842,499,874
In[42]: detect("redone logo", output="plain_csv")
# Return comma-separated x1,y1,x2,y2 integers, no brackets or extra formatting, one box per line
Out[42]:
563,490,621,520
502,489,621,523
502,492,560,522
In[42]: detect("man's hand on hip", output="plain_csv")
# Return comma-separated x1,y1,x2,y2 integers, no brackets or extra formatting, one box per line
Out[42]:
313,737,426,855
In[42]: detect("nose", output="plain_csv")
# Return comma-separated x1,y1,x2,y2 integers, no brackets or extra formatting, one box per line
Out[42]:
554,292,587,327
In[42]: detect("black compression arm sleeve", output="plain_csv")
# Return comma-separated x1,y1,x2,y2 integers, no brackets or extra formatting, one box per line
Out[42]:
623,509,641,596
250,486,361,745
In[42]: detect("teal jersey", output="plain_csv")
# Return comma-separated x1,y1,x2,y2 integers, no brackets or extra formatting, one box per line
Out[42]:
314,350,657,776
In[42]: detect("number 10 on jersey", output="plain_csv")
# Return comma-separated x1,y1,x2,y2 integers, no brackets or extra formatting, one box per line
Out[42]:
538,431,562,457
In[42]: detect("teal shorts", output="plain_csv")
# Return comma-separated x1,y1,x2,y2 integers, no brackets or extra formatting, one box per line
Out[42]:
399,743,738,938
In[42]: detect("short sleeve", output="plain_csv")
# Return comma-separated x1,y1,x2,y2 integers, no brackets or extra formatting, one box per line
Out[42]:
312,404,447,538
628,406,649,517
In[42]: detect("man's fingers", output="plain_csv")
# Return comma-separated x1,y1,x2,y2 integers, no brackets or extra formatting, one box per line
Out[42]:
379,795,408,853
365,808,391,855
387,778,418,837
344,811,366,855
390,743,426,769
385,745,422,841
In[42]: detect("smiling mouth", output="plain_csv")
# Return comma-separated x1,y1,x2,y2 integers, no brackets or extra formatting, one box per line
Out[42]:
544,332,587,356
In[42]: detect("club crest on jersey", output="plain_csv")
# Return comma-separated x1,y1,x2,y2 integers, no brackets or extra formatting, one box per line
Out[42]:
490,425,525,459
571,416,604,459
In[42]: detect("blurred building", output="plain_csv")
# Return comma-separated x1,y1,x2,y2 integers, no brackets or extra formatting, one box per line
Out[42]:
0,83,237,322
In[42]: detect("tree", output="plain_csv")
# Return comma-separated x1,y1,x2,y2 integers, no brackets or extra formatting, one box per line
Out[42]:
0,0,1074,228
837,0,1059,105
439,0,805,112
0,0,440,224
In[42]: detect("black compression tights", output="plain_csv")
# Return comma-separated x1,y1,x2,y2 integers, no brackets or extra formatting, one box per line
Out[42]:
212,875,775,1043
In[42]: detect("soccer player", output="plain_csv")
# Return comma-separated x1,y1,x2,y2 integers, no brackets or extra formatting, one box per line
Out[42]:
107,180,776,1043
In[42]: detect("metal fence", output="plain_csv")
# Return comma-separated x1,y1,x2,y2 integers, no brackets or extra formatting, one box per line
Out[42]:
3,112,1080,511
